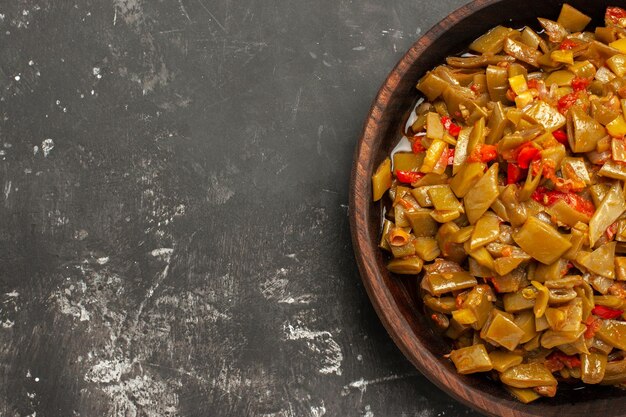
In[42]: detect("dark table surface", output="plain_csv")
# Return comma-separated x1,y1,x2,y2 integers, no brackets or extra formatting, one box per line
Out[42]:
0,0,481,416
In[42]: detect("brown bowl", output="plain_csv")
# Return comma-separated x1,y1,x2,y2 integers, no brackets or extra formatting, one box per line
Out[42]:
349,0,626,416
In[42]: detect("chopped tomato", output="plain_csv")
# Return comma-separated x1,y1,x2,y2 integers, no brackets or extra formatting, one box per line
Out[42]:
505,88,516,102
527,79,539,90
470,83,480,93
501,246,513,257
516,143,541,169
441,116,461,137
411,136,425,154
552,129,568,145
606,6,626,25
507,163,526,184
545,352,581,372
395,170,425,184
531,187,596,217
559,39,579,50
447,148,455,165
572,77,591,92
584,316,602,339
558,92,579,114
468,144,498,163
607,222,619,240
592,305,624,319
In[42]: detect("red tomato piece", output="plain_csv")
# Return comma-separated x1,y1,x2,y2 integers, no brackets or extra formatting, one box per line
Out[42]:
411,137,425,154
606,6,626,25
558,92,579,114
559,39,579,50
571,77,591,92
516,143,541,169
395,170,425,184
592,305,624,320
531,187,596,217
552,129,568,145
507,163,526,184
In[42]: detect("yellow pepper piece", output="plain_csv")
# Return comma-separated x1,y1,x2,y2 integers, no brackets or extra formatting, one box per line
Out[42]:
550,50,574,65
607,115,626,138
420,139,447,173
515,91,534,109
610,38,626,54
509,74,528,95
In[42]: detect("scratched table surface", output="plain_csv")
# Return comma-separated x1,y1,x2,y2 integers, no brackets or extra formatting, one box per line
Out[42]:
0,0,481,416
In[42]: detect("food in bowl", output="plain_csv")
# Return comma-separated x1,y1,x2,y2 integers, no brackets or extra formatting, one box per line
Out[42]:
372,3,626,403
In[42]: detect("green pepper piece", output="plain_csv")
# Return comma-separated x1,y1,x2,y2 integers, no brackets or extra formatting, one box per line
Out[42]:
446,55,515,68
417,72,450,101
489,351,524,372
513,217,572,264
601,358,626,385
589,183,626,247
449,344,493,374
423,271,478,296
469,25,515,54
423,295,456,314
557,4,591,32
450,162,485,198
581,353,607,385
464,163,500,224
486,65,510,102
393,152,423,173
566,106,606,153
546,199,591,227
537,18,568,43
379,219,394,252
506,386,541,404
575,242,616,278
469,213,501,250
598,160,626,181
452,127,472,175
406,210,438,237
596,319,626,350
442,85,475,120
541,329,583,348
462,284,494,330
430,210,461,223
481,310,525,350
413,237,440,261
503,38,542,67
372,158,392,201
428,185,462,212
387,256,423,274
503,289,535,313
500,185,528,227
524,100,566,131
486,101,508,145
514,310,538,343
501,362,558,388
544,70,575,87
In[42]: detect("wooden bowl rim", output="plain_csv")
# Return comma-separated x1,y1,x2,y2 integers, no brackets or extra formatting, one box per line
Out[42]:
349,0,569,415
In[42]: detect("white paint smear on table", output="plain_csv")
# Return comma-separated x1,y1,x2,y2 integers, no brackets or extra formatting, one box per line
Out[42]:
283,323,343,375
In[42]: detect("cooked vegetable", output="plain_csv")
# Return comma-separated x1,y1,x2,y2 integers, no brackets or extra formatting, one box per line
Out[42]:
373,3,626,403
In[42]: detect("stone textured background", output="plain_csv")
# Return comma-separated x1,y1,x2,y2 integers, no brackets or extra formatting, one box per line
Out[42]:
0,0,478,416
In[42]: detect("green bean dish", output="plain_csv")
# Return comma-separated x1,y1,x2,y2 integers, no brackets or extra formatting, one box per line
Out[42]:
372,4,626,403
